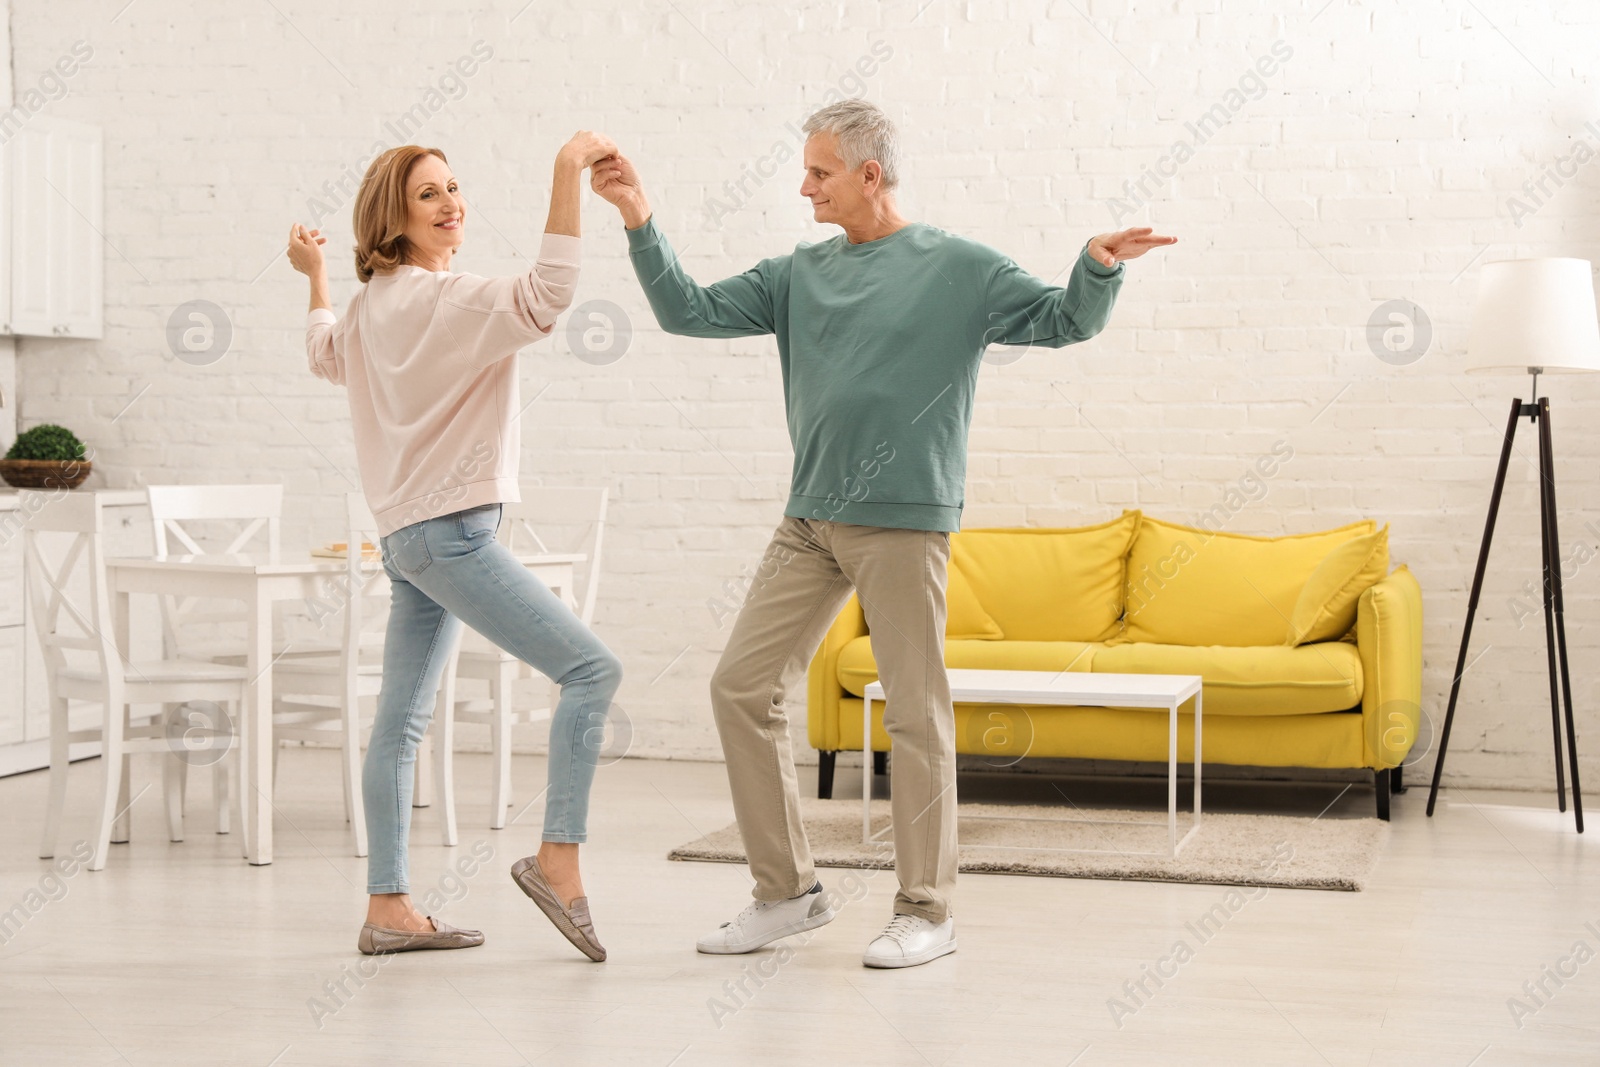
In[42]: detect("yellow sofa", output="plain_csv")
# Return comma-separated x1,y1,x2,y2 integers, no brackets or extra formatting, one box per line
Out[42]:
806,510,1424,819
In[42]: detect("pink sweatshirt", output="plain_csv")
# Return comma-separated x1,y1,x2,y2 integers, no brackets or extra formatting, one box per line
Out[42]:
306,233,581,537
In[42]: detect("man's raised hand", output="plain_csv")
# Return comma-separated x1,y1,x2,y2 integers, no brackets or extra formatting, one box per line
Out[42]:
591,153,652,229
1087,227,1178,268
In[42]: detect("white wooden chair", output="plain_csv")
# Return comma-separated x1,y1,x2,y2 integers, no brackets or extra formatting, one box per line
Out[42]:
145,484,280,833
27,491,249,870
453,486,608,829
270,493,464,854
144,484,341,661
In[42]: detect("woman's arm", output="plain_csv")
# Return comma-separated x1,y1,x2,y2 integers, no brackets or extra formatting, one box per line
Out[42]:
430,132,616,370
288,223,331,311
288,223,343,382
546,131,617,238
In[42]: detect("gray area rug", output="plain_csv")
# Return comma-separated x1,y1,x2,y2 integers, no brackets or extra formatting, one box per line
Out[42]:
668,798,1388,891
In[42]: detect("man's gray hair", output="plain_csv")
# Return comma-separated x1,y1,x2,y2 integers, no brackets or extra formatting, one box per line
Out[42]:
801,99,901,189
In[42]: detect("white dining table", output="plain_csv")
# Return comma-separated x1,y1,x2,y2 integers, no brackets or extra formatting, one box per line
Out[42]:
103,550,585,865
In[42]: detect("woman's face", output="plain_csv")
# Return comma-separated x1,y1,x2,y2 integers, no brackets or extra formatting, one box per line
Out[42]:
402,154,465,265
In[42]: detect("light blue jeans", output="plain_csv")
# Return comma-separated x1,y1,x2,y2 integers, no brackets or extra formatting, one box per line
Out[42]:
364,503,623,895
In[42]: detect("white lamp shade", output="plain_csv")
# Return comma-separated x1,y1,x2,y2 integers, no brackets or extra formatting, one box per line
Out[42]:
1466,257,1600,374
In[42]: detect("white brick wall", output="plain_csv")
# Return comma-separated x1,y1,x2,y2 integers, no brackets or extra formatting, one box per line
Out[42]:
10,0,1600,789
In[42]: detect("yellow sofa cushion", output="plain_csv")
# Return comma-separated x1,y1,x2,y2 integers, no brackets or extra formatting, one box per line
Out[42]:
1092,640,1363,717
1286,525,1390,645
1123,515,1376,647
838,634,1361,717
946,561,1004,640
836,636,1099,697
952,511,1139,643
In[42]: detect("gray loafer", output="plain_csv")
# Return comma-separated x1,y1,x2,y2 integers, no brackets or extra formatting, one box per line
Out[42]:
511,855,607,962
358,917,484,955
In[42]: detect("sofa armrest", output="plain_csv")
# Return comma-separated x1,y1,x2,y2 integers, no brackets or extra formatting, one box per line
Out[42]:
1356,564,1424,769
807,593,868,752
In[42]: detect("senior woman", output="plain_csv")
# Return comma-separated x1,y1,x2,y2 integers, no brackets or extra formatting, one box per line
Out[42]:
286,133,622,962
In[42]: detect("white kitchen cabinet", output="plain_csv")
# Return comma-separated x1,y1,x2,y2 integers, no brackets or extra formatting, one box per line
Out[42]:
0,625,23,747
5,116,104,339
0,139,8,339
0,522,22,749
0,512,20,627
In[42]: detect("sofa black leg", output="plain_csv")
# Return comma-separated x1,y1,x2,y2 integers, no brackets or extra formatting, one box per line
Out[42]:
1375,769,1392,821
817,751,836,800
873,750,888,777
1392,764,1406,794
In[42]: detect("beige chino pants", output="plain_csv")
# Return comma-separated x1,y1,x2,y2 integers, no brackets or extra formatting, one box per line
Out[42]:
708,516,958,923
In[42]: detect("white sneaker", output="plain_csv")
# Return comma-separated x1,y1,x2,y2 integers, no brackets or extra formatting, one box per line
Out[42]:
696,883,836,955
862,914,957,969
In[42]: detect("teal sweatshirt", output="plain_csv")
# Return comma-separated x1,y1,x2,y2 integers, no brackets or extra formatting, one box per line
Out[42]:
626,217,1125,532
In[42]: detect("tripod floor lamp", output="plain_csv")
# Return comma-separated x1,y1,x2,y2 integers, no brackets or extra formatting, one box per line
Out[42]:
1427,257,1600,832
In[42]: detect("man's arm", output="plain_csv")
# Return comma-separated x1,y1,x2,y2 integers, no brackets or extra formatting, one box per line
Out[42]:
625,219,784,338
984,226,1176,348
594,153,784,338
983,242,1125,349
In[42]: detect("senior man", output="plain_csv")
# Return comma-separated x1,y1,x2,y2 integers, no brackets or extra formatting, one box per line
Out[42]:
592,100,1176,968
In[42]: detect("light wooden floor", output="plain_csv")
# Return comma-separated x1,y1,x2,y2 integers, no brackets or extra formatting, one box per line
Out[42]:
0,749,1595,1066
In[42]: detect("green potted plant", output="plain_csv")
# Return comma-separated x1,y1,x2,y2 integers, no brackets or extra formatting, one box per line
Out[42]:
0,423,92,490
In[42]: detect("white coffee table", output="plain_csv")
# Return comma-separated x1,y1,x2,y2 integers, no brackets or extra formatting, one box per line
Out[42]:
861,669,1203,858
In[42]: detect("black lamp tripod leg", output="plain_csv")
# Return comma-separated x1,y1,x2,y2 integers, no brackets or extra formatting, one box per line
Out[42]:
1428,397,1522,817
1537,398,1584,832
1537,416,1569,813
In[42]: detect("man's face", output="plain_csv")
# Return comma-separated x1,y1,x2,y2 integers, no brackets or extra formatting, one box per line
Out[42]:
800,132,864,228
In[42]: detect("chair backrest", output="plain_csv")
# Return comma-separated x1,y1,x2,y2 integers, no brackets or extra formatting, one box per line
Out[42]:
498,485,608,625
22,491,123,697
145,484,284,658
147,484,282,558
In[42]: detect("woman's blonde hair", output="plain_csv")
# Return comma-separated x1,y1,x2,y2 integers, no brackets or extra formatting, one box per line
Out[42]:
353,145,448,282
